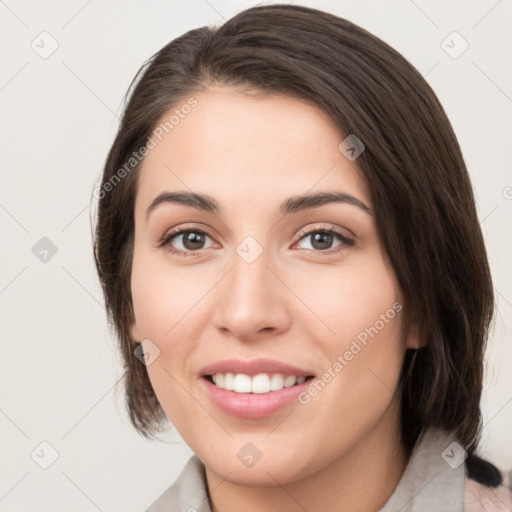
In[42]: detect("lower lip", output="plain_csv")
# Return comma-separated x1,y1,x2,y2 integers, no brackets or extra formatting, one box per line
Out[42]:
200,377,312,419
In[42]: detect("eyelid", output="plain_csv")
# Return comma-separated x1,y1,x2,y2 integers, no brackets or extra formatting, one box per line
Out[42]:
158,222,355,256
295,223,354,243
291,224,354,254
157,223,217,248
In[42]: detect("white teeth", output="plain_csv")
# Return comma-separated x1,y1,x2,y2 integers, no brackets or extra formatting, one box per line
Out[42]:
224,372,235,391
213,373,223,387
283,375,297,387
269,373,284,391
233,374,252,393
252,373,270,394
210,372,308,393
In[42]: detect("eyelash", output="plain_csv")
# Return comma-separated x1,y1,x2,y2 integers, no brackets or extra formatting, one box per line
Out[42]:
158,224,354,258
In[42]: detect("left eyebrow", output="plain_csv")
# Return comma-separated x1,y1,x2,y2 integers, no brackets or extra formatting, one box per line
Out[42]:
145,190,374,220
278,191,373,217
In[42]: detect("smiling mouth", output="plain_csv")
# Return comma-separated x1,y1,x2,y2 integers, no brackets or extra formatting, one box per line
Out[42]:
204,372,315,394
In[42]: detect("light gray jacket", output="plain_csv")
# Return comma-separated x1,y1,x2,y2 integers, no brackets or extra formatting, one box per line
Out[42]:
145,427,512,511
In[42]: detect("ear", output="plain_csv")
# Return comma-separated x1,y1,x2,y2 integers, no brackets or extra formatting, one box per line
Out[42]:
405,317,427,350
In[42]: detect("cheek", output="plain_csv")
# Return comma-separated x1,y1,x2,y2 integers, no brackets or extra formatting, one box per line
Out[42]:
130,251,215,399
291,254,402,350
287,261,405,465
130,250,202,341
292,253,405,409
130,258,202,426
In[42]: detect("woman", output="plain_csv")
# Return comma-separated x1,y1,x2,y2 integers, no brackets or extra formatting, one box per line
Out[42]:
93,4,511,511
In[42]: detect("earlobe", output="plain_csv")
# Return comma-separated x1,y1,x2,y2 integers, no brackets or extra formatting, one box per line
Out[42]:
405,319,426,350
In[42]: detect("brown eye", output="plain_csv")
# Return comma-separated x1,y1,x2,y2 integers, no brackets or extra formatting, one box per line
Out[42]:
159,228,215,256
179,231,207,250
309,231,336,251
296,228,353,253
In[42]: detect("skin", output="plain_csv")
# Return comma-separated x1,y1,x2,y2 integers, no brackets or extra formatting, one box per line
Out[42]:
130,86,421,511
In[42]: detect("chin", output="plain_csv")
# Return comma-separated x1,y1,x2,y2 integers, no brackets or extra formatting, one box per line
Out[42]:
195,439,319,487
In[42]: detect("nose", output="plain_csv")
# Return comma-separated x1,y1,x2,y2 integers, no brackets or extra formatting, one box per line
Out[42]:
211,245,291,342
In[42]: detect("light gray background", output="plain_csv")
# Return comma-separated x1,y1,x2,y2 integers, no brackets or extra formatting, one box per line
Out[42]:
1,1,511,510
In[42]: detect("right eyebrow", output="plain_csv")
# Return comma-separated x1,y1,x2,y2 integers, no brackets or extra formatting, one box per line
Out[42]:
146,191,220,220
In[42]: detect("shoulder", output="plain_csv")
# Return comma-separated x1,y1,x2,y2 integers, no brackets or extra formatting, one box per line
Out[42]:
465,454,512,512
144,455,211,512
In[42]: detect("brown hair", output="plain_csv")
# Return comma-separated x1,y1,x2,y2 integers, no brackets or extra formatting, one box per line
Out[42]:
93,4,494,461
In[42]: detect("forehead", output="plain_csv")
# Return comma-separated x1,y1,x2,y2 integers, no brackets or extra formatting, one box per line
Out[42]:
135,86,370,215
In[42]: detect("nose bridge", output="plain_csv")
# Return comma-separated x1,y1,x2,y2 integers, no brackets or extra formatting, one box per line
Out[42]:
212,234,290,338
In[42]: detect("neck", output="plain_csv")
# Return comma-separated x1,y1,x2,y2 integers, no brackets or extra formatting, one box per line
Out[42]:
205,401,410,512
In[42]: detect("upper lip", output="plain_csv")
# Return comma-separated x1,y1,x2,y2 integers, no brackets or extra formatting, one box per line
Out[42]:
200,358,315,378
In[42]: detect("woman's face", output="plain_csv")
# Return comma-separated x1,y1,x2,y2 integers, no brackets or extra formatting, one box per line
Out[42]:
130,86,415,485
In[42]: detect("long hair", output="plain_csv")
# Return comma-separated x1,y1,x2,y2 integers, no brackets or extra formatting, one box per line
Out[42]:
93,4,494,466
